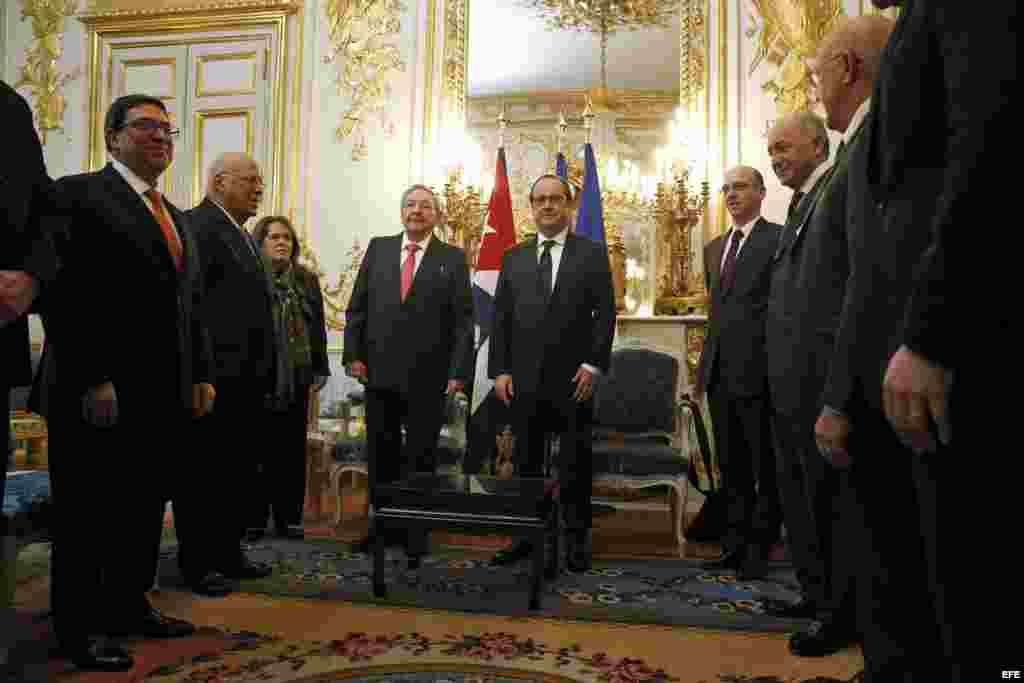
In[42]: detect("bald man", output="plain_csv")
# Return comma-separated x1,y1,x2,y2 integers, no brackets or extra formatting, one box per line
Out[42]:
696,165,782,578
177,153,276,595
766,16,894,658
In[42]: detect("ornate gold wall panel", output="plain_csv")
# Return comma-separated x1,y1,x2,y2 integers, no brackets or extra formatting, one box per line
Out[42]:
79,1,298,213
15,0,81,145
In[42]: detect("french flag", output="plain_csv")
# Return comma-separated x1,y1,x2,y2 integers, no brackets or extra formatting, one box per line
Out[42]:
471,146,517,417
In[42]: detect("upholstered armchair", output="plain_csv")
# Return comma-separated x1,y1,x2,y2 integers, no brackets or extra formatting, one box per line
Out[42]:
590,345,691,556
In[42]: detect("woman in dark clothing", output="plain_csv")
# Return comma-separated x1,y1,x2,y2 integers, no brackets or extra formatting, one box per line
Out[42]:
250,216,330,540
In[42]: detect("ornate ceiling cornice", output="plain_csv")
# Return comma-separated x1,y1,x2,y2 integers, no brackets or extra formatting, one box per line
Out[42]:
79,0,299,23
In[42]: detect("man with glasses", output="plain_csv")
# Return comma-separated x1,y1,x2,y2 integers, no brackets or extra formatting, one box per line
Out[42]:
35,94,213,670
765,16,893,661
488,174,616,572
696,167,782,580
181,152,276,596
344,184,474,566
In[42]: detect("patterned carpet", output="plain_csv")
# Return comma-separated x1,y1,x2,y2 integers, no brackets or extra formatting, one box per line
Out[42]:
155,537,807,632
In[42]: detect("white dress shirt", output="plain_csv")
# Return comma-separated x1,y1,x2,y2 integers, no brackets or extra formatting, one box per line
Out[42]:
111,159,180,240
536,226,600,376
793,160,835,238
400,231,431,278
720,216,762,272
844,97,872,146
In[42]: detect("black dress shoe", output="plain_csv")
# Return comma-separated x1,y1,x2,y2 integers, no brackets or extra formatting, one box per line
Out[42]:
737,544,771,581
190,571,233,597
701,546,745,572
766,598,818,619
64,639,134,671
491,540,534,566
224,558,273,580
788,619,856,657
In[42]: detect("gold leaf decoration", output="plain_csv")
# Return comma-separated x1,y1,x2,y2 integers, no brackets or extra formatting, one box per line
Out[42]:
323,0,407,161
747,0,844,114
14,0,81,145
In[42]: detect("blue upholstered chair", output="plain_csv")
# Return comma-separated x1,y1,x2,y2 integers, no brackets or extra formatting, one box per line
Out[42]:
589,346,692,556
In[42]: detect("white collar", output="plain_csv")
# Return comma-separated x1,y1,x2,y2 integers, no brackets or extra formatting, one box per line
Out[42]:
401,231,432,251
731,216,761,237
537,226,569,245
799,160,833,195
209,197,246,232
111,158,155,197
843,97,872,145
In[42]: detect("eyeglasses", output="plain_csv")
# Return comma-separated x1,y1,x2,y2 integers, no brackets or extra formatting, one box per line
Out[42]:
531,194,568,206
121,118,180,138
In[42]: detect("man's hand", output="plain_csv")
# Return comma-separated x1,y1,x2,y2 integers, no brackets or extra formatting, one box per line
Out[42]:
348,360,368,382
83,382,118,427
815,409,853,469
495,374,514,406
0,271,38,327
193,382,216,418
447,379,465,395
571,366,595,402
883,345,952,455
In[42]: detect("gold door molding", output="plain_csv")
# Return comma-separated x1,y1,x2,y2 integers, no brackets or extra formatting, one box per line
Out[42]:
79,0,299,213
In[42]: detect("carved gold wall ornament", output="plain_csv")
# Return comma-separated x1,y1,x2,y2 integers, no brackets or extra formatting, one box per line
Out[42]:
15,0,81,145
323,0,406,161
746,0,844,115
298,232,365,332
684,321,707,390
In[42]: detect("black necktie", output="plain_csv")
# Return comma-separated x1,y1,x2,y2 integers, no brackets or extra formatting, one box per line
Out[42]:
538,239,556,299
720,229,744,293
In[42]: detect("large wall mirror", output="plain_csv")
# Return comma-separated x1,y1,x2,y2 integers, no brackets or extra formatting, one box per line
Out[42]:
442,0,708,317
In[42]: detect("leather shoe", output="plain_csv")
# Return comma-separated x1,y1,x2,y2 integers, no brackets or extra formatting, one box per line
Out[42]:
788,619,856,657
701,546,744,572
224,558,273,580
190,571,233,597
737,544,771,580
766,598,817,619
64,639,134,671
491,540,534,566
137,608,195,639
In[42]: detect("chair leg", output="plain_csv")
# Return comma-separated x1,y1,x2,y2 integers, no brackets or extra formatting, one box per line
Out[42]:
669,482,688,558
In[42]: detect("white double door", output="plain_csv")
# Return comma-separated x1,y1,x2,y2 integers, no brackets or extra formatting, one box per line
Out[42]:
103,34,275,211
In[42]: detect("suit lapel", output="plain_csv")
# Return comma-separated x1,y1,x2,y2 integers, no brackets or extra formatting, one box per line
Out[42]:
404,234,442,303
707,235,726,296
728,219,773,294
101,165,178,276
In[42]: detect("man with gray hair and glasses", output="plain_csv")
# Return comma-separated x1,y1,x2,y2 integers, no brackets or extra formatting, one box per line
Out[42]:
344,184,474,567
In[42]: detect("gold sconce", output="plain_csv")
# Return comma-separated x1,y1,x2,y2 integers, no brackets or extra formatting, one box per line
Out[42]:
654,168,710,315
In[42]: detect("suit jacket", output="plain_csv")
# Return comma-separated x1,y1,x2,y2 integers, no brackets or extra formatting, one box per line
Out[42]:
489,232,616,402
0,80,58,390
697,218,782,398
767,125,865,421
343,233,473,397
189,197,276,389
824,1,1015,414
33,164,210,421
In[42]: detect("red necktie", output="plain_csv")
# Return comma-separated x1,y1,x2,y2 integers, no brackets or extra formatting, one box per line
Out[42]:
145,189,183,271
720,228,744,292
400,243,420,301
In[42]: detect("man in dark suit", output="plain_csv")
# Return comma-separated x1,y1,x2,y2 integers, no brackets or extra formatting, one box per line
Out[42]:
34,94,213,671
488,174,616,572
818,2,1016,678
183,152,275,594
343,184,474,566
0,79,58,668
697,166,782,577
764,16,893,658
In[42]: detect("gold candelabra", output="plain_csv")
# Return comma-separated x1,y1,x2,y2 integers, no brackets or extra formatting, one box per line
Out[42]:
655,168,710,315
441,167,484,269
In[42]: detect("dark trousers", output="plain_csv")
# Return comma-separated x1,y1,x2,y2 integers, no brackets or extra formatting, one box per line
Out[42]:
365,386,445,555
845,405,946,682
772,412,855,624
252,384,311,532
513,379,593,532
47,402,166,644
176,381,267,581
708,384,782,552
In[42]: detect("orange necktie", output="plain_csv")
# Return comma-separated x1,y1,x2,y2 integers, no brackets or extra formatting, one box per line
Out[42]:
145,188,183,271
400,243,420,302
